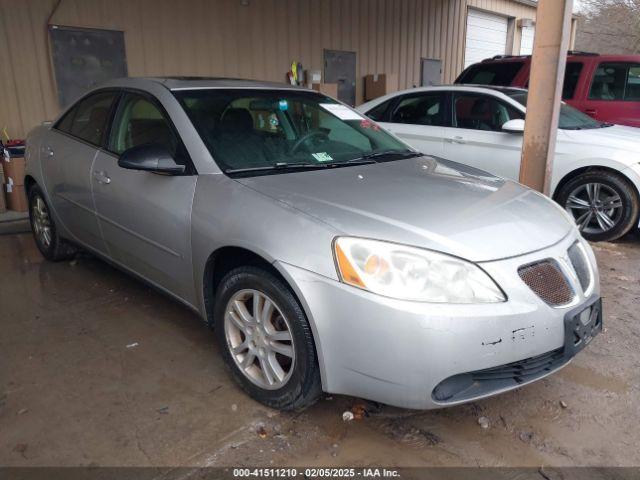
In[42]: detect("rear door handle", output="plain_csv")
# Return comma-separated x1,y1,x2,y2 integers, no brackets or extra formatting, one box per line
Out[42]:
448,136,466,144
585,109,598,116
93,171,111,185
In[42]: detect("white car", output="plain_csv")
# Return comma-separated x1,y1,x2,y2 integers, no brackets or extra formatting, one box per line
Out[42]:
357,85,640,242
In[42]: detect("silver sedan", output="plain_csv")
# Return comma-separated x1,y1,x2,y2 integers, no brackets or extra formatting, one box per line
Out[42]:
25,78,602,410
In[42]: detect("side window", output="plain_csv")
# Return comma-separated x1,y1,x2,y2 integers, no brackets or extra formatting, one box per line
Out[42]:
452,93,523,132
589,63,633,101
390,93,446,126
562,62,583,100
109,93,181,161
626,65,640,101
365,99,393,121
55,107,77,134
58,91,118,145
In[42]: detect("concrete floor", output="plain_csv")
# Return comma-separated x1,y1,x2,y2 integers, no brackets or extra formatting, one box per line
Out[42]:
1,232,639,468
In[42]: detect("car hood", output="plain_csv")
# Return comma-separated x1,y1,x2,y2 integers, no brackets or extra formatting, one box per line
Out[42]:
561,125,640,152
235,157,572,262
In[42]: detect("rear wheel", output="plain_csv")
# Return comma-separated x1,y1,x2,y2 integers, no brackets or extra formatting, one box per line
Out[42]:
556,170,639,242
28,185,76,261
214,266,322,411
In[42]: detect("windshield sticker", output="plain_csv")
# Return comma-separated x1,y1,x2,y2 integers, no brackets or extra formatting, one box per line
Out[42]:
360,118,380,131
320,103,363,121
278,99,288,111
312,152,333,162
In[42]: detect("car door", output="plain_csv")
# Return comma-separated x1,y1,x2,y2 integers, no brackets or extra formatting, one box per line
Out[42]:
91,90,197,300
377,91,447,156
581,61,640,127
442,91,524,180
40,90,119,253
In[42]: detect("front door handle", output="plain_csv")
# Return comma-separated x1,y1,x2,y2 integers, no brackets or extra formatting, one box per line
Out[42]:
42,146,54,158
585,109,598,116
93,171,111,185
448,136,466,144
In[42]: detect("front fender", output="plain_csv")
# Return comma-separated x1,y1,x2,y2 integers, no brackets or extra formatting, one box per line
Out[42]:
190,174,340,318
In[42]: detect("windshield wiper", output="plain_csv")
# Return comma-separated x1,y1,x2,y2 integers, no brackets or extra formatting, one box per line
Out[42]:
226,163,330,174
360,150,422,162
225,159,375,175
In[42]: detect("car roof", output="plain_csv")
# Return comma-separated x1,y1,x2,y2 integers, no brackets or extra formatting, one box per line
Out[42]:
467,85,527,95
103,76,306,91
474,52,640,65
362,84,526,102
357,84,529,113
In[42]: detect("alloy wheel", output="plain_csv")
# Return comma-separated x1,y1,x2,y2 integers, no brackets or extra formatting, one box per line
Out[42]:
224,289,295,390
32,196,52,248
565,183,623,235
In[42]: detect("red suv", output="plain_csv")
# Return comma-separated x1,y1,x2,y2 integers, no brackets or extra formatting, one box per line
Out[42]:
455,52,640,128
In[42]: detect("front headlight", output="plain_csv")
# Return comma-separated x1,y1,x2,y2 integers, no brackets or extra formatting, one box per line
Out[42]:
334,237,506,303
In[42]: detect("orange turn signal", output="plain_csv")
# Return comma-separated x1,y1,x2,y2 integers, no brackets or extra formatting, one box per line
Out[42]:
335,243,365,288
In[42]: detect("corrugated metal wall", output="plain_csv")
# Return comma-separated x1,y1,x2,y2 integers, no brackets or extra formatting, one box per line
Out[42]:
0,0,537,138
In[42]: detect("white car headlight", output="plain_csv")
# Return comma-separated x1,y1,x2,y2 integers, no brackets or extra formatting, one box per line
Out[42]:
334,237,506,303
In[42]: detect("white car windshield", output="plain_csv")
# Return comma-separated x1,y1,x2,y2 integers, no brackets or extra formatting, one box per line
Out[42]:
507,92,610,130
175,89,419,176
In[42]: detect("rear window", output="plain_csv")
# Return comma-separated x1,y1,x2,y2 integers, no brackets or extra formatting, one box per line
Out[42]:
456,62,524,86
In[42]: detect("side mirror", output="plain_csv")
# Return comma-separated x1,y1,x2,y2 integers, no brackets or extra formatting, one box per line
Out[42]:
501,119,525,134
118,144,185,175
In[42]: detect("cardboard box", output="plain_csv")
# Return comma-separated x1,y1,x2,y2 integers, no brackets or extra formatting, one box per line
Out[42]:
307,70,322,84
2,156,26,186
311,83,338,99
5,183,28,212
364,73,399,101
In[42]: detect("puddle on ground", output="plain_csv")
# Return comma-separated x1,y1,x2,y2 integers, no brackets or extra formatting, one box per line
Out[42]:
559,364,628,394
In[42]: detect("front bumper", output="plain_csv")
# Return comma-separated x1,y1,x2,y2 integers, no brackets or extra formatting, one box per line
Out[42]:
276,233,600,409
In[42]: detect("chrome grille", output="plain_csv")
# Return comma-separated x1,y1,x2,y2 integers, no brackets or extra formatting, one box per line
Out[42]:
568,242,592,293
518,260,574,306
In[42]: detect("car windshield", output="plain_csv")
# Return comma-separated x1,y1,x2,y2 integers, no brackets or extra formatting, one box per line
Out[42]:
175,89,417,176
507,92,608,130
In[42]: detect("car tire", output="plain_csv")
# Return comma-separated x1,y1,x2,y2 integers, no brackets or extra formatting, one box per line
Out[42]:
556,170,639,242
214,266,322,411
28,184,77,261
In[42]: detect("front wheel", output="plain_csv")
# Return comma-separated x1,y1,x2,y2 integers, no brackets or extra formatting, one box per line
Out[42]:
556,170,639,242
214,266,322,411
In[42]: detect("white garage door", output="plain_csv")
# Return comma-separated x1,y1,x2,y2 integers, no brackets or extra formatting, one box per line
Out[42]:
520,26,535,55
464,9,508,68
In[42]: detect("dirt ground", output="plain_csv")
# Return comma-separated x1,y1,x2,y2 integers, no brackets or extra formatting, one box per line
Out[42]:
1,232,639,468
